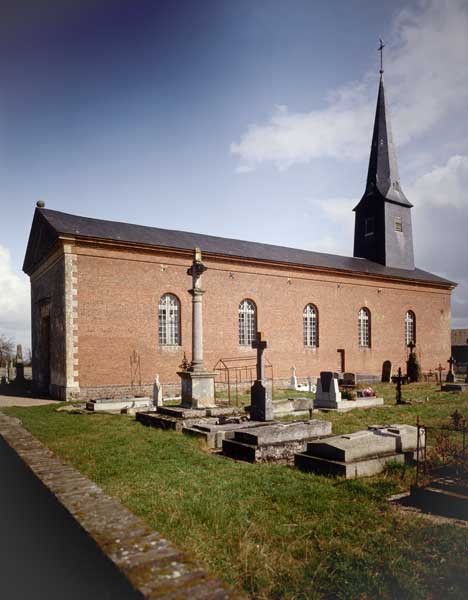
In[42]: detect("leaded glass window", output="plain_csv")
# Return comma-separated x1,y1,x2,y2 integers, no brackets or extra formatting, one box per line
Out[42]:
405,311,416,346
238,299,256,346
358,307,371,348
303,304,318,347
158,294,180,345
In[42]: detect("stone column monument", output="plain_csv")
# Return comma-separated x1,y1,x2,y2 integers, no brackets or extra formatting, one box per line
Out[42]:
178,248,216,409
250,331,273,421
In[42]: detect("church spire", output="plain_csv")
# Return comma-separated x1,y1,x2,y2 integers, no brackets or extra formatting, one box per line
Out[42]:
353,41,415,270
364,72,412,207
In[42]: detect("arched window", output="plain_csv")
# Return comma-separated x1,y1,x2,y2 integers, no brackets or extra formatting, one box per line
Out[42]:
158,294,180,345
303,304,318,347
405,311,416,346
358,307,371,348
238,299,256,346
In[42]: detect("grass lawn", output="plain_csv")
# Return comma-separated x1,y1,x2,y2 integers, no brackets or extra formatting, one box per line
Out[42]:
3,383,468,599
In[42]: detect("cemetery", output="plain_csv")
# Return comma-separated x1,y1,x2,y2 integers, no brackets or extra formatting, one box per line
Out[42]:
2,37,467,600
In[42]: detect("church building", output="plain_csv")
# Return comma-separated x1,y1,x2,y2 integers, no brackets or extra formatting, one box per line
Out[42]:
23,73,456,400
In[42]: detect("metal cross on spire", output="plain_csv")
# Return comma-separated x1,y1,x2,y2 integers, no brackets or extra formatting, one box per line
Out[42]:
378,38,385,75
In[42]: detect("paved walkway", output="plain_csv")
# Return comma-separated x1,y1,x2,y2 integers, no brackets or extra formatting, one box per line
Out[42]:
0,394,57,407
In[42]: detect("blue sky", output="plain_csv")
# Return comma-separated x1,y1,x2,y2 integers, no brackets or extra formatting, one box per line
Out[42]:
1,0,467,349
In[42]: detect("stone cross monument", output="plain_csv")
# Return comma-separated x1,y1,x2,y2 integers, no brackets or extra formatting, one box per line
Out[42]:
446,356,456,383
250,331,273,421
178,248,216,409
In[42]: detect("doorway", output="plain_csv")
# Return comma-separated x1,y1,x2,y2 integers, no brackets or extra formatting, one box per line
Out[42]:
337,349,345,373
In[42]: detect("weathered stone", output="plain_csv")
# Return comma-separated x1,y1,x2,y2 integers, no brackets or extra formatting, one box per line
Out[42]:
222,419,332,464
153,374,163,407
315,371,342,408
86,397,152,412
179,370,217,409
234,420,331,446
295,423,422,479
250,379,273,421
295,451,405,478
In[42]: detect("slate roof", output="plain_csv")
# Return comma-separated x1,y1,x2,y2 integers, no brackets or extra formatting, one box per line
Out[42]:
22,207,455,287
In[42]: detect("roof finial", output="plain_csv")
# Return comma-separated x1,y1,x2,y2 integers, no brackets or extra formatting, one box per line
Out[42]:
378,38,385,75
36,200,45,208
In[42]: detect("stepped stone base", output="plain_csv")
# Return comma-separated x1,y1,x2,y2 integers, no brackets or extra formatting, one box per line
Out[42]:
136,405,243,434
222,419,332,464
295,424,422,479
183,420,272,449
295,451,405,478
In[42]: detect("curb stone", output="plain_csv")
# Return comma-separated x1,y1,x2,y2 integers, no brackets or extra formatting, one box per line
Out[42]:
0,413,247,599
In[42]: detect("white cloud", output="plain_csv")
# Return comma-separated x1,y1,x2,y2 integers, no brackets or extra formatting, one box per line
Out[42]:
407,155,468,209
231,0,468,170
317,197,357,223
0,246,30,346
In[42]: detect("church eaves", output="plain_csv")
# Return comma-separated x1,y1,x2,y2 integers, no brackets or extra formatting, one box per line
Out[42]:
22,207,455,288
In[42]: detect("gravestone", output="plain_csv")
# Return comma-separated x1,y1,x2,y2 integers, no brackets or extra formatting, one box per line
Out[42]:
395,367,404,405
435,363,445,385
315,371,342,409
381,360,392,383
15,344,25,382
446,356,456,383
295,423,422,478
250,332,273,421
153,374,163,407
289,366,298,390
307,376,316,394
342,372,356,388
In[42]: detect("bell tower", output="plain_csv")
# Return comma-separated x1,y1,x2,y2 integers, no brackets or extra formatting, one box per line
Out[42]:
353,41,414,270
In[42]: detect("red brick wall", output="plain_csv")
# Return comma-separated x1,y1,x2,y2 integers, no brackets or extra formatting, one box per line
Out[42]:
74,241,452,397
30,250,67,395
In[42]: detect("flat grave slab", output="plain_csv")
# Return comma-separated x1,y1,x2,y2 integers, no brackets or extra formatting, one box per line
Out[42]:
222,419,332,464
441,383,468,392
86,397,152,413
315,397,384,412
182,420,273,449
295,424,421,479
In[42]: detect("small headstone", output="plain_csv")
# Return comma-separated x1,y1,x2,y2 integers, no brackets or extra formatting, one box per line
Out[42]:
153,374,163,407
289,366,298,390
250,332,273,421
342,372,356,387
15,344,25,382
315,371,342,408
381,360,392,383
307,376,317,394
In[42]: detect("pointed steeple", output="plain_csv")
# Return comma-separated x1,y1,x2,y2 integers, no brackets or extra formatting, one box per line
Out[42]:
353,43,415,270
364,75,412,207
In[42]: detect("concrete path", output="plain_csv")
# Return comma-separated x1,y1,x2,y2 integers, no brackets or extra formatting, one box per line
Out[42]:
0,394,57,407
0,435,142,600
